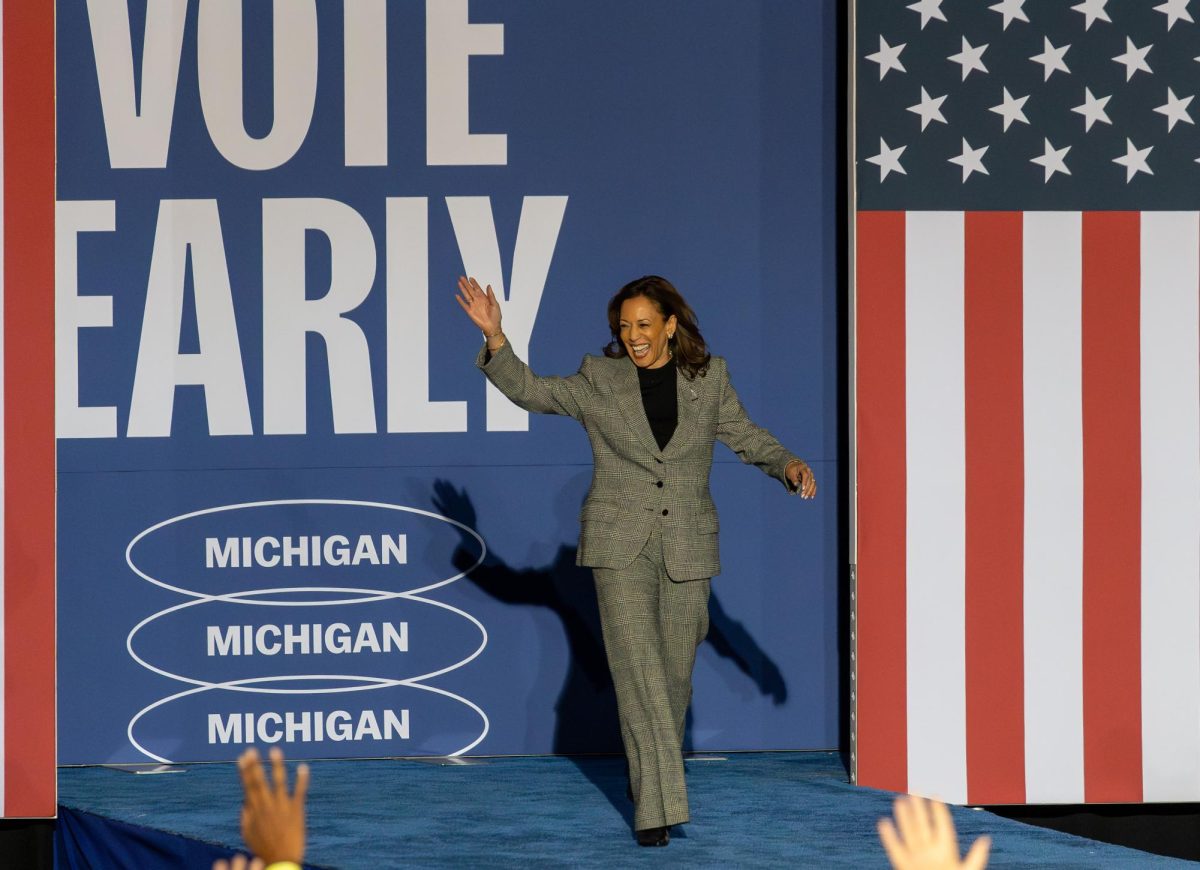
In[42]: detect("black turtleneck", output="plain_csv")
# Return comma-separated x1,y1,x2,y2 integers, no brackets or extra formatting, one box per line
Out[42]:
636,356,678,451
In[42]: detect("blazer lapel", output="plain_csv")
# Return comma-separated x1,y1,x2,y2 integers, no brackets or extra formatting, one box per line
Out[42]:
663,369,701,458
613,358,666,458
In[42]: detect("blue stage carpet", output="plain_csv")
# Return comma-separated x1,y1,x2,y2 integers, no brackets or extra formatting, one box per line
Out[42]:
58,752,1185,867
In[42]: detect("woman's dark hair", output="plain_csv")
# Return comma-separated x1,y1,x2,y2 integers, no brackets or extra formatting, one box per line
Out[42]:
604,275,711,379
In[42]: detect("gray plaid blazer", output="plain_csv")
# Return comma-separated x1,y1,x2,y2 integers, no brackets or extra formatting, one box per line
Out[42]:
477,342,801,580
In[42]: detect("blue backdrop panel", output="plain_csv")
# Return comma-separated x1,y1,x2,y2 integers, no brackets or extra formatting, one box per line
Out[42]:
56,0,839,763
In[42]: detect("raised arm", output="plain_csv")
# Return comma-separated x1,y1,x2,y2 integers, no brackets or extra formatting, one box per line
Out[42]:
715,359,816,498
456,275,594,420
456,275,505,348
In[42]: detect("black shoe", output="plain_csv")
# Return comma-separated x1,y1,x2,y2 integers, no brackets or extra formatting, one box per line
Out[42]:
636,826,670,847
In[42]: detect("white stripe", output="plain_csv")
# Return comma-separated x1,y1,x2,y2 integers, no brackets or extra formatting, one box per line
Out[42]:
1140,211,1200,801
1022,212,1085,803
905,211,967,804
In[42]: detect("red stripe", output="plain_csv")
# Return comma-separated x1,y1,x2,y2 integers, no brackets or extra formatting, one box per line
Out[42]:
855,211,907,792
3,0,56,817
963,212,1026,803
1081,212,1142,803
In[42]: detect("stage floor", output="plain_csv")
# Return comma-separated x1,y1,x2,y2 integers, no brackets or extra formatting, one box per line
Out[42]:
58,751,1182,868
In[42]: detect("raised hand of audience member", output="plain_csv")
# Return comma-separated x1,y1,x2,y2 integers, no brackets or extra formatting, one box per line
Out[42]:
238,746,309,867
878,794,991,870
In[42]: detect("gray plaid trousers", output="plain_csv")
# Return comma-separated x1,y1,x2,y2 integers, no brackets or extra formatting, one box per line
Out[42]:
594,528,710,829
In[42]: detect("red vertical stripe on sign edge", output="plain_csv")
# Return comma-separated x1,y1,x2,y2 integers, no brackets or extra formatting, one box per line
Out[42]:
963,212,1026,804
3,0,56,817
855,211,907,793
1081,212,1143,803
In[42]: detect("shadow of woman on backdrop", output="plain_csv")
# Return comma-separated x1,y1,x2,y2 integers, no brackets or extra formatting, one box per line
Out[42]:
431,480,788,823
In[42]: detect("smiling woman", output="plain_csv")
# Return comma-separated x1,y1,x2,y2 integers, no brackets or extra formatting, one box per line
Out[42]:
455,272,817,847
604,276,707,378
618,296,673,367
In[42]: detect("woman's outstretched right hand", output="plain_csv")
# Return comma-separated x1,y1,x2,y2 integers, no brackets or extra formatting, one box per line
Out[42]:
455,276,503,337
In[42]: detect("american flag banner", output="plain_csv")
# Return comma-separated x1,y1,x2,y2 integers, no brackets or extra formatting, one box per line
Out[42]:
854,0,1200,804
0,0,55,818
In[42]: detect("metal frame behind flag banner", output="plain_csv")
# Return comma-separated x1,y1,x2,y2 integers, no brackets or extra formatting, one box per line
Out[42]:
847,0,860,791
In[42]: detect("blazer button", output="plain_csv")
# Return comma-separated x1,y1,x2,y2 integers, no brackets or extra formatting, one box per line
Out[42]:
655,481,664,488
661,509,669,516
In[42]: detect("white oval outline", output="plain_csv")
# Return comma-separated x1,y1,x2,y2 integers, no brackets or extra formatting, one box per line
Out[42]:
126,590,488,691
126,678,491,764
122,499,491,762
125,499,486,599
